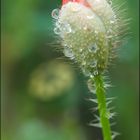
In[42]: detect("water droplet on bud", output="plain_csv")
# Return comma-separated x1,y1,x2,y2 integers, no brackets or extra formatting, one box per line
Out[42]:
82,61,86,66
82,68,91,77
79,48,83,52
83,26,88,30
55,21,61,28
88,43,98,53
110,20,115,24
90,60,97,68
52,9,60,19
94,70,98,75
63,46,74,59
87,79,96,94
95,30,98,34
54,27,61,34
87,15,94,19
61,23,72,34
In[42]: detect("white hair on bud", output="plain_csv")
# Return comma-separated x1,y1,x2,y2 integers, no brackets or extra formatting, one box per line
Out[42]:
52,0,128,76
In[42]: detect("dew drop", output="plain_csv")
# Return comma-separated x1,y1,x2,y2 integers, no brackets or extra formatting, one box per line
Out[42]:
90,60,97,68
110,20,115,24
106,29,113,38
83,26,88,30
87,15,94,19
55,21,61,28
82,68,91,77
82,61,86,66
79,48,83,52
94,70,98,75
88,43,98,53
87,79,96,94
54,27,61,35
95,30,98,34
106,34,112,39
90,75,94,78
62,42,67,47
63,46,74,59
81,53,86,59
61,22,72,34
51,9,60,19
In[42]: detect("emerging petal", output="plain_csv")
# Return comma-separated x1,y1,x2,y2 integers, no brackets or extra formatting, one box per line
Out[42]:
62,0,90,7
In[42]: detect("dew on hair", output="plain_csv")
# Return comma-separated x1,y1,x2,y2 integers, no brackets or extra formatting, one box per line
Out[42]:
90,60,97,68
52,9,60,19
61,22,72,34
87,15,94,19
82,68,91,77
79,48,83,52
63,46,74,59
94,70,98,75
82,61,86,66
106,34,113,39
83,26,88,30
54,27,61,35
55,21,61,28
95,30,99,34
106,30,113,38
62,42,67,47
90,75,94,78
88,43,98,53
81,53,86,59
110,20,115,24
87,79,96,94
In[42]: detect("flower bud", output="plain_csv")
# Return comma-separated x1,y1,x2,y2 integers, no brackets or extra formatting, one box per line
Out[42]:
52,0,127,76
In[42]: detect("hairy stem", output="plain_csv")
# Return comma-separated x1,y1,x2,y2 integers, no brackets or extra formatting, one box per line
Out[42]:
92,75,112,140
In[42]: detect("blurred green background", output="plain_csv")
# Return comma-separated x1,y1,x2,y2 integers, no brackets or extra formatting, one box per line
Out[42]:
1,0,139,140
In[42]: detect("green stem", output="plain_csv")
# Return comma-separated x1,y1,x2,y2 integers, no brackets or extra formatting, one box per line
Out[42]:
93,75,112,140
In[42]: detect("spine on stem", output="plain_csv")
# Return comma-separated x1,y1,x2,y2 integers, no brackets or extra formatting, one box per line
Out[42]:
93,75,112,140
